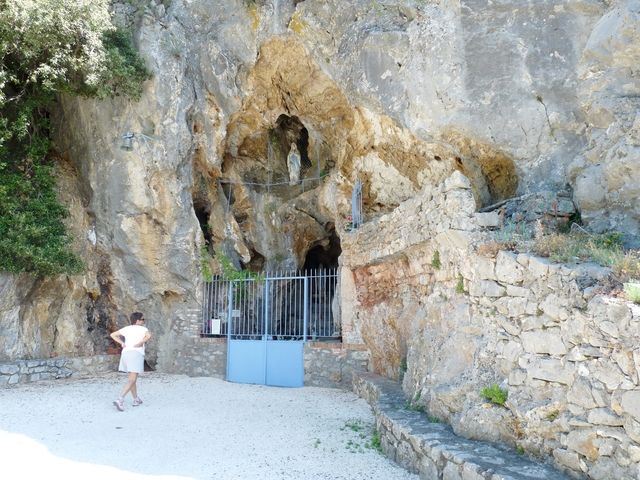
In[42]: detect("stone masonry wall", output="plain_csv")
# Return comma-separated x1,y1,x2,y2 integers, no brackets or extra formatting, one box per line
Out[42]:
304,342,369,388
340,171,640,479
172,337,228,378
169,272,370,386
171,337,369,389
0,354,118,387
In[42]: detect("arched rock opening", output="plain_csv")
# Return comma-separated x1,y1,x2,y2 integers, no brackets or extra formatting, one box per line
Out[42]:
443,129,519,208
274,114,311,171
303,223,341,271
213,39,356,273
193,200,212,246
213,39,467,274
191,163,212,246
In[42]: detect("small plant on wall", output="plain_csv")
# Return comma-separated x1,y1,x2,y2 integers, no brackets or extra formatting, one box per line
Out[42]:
480,384,508,406
370,430,382,452
399,356,407,382
431,250,441,270
216,252,261,282
215,252,264,303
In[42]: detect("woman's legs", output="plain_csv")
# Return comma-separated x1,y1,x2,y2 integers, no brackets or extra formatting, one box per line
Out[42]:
130,375,138,400
119,372,138,399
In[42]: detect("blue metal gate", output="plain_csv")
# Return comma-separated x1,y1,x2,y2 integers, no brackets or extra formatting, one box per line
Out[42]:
202,269,339,387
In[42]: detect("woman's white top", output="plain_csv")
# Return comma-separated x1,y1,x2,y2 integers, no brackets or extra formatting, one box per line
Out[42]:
119,325,149,355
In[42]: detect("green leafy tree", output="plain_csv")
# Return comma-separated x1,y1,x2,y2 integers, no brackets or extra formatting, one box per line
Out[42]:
0,0,150,276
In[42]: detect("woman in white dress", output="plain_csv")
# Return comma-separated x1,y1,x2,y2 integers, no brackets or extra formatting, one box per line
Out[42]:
109,312,151,411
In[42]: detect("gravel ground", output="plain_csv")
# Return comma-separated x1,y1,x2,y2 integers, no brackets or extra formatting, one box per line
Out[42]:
0,372,418,480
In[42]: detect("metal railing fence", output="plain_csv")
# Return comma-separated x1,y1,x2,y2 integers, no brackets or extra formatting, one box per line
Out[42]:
202,268,340,341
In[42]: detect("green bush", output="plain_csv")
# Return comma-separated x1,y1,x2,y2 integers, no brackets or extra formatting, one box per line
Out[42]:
545,410,560,421
200,245,214,281
0,163,83,275
215,252,263,303
94,28,151,100
0,1,150,276
216,252,262,282
480,384,508,406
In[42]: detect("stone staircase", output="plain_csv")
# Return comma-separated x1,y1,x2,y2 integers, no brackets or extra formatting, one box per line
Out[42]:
353,373,570,480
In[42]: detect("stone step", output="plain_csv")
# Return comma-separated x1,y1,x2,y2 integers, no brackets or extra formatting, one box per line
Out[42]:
353,373,569,480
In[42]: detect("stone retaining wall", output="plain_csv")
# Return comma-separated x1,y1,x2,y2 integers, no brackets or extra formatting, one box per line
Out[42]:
0,354,118,387
304,342,369,388
353,372,568,480
171,336,370,388
0,343,369,390
172,337,228,378
340,171,640,479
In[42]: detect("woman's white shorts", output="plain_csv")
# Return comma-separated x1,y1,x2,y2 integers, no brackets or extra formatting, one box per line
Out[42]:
119,350,144,373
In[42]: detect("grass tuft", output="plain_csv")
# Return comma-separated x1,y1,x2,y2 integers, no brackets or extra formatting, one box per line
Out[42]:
480,384,508,406
487,222,640,283
624,281,640,304
431,250,441,269
370,430,382,452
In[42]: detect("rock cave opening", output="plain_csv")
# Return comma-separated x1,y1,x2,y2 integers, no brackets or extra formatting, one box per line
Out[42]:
193,198,212,247
479,155,519,205
303,223,342,271
242,249,265,272
453,153,519,209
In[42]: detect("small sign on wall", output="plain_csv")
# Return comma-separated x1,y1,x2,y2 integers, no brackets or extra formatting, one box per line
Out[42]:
210,318,221,335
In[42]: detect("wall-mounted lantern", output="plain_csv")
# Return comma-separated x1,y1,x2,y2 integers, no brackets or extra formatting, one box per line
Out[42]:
120,131,157,152
120,132,135,151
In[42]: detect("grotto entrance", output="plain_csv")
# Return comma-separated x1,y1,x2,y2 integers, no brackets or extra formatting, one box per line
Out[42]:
202,267,341,387
199,48,348,385
303,223,341,271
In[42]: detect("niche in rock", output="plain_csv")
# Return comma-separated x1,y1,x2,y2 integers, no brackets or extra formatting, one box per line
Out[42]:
443,131,519,208
303,223,342,271
192,169,213,246
194,202,212,246
268,114,312,183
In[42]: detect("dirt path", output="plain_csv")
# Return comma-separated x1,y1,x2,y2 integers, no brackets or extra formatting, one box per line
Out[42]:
0,372,418,480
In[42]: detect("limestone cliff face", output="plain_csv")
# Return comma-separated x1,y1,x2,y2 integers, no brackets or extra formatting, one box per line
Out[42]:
1,0,637,374
571,1,640,239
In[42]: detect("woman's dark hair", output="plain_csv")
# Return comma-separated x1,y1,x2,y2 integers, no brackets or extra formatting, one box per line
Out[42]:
130,311,144,324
